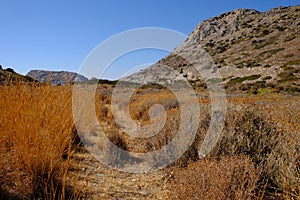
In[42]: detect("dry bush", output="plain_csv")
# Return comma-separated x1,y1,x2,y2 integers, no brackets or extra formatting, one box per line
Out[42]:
0,83,78,199
207,97,300,199
128,88,179,121
166,155,259,200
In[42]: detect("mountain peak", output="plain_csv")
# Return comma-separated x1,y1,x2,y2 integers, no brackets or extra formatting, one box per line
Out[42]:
187,8,260,43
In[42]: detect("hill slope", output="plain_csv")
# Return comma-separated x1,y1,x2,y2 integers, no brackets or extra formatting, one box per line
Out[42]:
125,5,300,93
27,70,88,85
0,66,36,84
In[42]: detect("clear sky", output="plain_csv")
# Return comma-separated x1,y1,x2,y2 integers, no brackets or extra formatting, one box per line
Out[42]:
1,0,299,79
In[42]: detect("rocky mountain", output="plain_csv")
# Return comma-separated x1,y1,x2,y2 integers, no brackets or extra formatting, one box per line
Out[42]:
27,70,88,85
0,65,36,84
124,5,300,93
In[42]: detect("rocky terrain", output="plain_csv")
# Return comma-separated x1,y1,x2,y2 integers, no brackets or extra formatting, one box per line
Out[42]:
125,5,300,93
27,70,88,85
0,65,36,84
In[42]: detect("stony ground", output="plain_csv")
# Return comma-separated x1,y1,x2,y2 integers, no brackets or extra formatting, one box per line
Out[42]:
69,152,172,200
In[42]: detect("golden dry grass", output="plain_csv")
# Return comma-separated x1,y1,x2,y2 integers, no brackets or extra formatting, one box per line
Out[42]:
0,83,77,199
0,83,299,199
166,155,260,200
93,83,299,199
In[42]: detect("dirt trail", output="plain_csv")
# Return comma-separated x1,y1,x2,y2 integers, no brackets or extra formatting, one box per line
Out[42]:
69,152,171,200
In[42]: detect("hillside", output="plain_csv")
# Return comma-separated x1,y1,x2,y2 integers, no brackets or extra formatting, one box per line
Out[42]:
125,5,300,93
27,70,88,85
0,66,36,84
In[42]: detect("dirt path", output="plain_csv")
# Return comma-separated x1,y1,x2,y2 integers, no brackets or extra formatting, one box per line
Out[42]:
68,152,171,200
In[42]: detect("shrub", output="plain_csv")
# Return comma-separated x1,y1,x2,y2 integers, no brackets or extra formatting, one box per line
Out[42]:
285,59,300,66
259,48,285,57
262,76,272,81
284,53,294,58
228,75,261,84
246,61,261,68
217,45,228,53
208,102,300,199
262,29,270,35
205,42,215,47
284,35,296,42
166,156,259,200
278,71,298,83
4,67,15,73
276,26,286,31
254,36,277,49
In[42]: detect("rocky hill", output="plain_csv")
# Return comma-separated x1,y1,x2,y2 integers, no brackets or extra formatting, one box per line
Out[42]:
125,5,300,93
27,70,88,85
0,65,36,84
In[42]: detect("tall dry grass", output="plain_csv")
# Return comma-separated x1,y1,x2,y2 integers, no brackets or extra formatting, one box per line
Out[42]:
0,82,299,199
0,83,78,199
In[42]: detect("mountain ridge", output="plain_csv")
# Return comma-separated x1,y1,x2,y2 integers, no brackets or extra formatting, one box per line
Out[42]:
124,5,300,93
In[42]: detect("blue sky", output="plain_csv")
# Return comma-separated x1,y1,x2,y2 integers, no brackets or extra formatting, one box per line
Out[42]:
0,0,299,79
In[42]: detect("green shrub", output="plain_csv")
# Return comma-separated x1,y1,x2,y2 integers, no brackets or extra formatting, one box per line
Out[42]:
246,61,261,68
280,65,294,71
288,87,300,93
278,72,298,83
228,75,261,84
284,53,294,58
285,59,300,66
276,26,286,31
262,76,272,81
254,36,277,49
262,29,270,35
284,35,296,42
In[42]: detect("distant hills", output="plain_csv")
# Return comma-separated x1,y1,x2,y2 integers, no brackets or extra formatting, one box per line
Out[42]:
125,5,300,93
0,67,89,85
2,5,300,93
0,65,36,84
26,70,88,85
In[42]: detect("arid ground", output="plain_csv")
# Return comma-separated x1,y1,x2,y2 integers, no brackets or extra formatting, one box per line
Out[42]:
0,82,299,200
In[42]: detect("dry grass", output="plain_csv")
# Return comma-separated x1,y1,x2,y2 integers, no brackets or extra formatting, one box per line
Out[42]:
93,83,300,199
210,98,300,199
165,155,260,200
0,83,78,199
0,82,299,199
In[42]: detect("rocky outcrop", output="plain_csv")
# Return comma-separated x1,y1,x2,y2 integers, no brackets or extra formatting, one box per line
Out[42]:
27,70,88,85
124,5,300,93
188,9,260,42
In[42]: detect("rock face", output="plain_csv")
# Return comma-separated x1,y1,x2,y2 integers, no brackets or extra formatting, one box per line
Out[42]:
124,5,300,93
27,70,88,85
